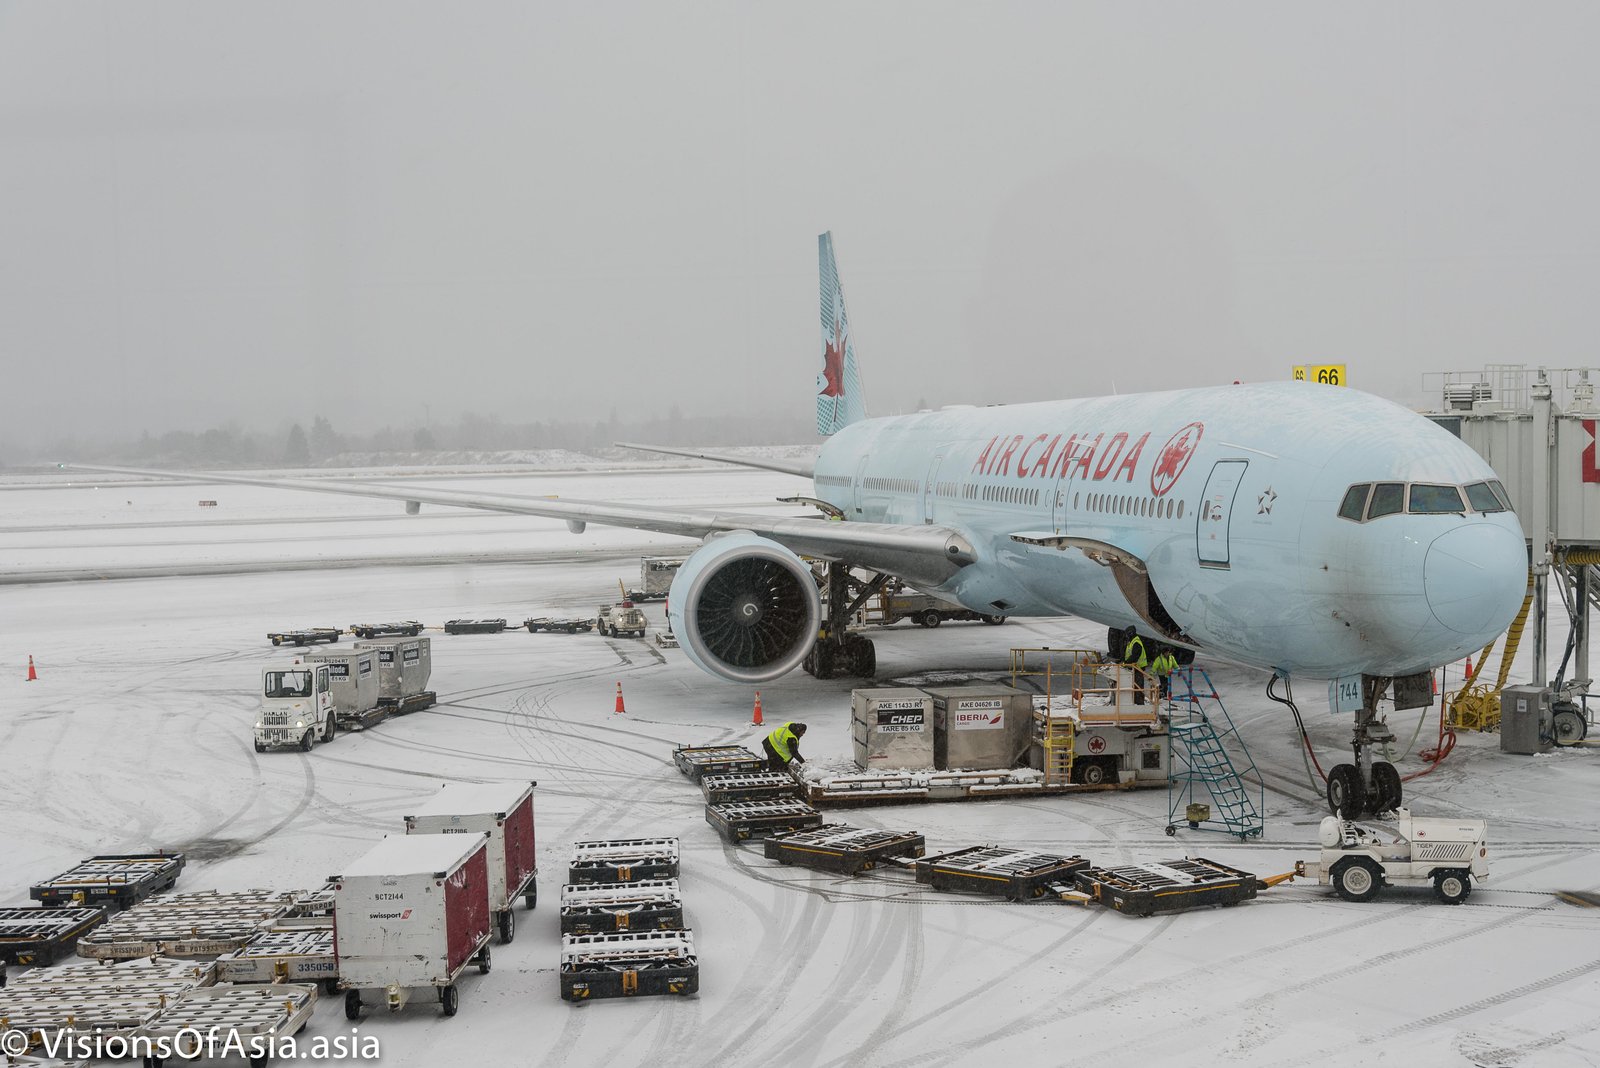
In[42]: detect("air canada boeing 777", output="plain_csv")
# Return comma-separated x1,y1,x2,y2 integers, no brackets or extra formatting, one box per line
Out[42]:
74,232,1528,817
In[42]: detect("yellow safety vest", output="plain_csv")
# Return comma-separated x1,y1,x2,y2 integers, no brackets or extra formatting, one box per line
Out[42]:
768,722,799,761
1151,652,1177,677
1123,636,1147,669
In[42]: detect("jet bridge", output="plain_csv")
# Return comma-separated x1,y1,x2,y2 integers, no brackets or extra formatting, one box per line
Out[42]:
1425,364,1600,743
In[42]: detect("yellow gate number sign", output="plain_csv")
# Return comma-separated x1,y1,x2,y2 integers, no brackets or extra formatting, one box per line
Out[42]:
1293,364,1347,386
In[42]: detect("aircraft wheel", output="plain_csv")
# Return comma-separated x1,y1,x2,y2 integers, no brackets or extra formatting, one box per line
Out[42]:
1370,761,1402,813
1330,856,1383,903
1553,705,1587,746
1326,764,1365,818
1433,870,1471,905
813,643,835,680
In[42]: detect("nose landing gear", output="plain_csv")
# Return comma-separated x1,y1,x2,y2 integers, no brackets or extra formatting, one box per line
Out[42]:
1326,678,1413,817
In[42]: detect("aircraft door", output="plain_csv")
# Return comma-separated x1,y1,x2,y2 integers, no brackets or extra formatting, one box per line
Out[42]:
922,453,944,525
1197,459,1248,568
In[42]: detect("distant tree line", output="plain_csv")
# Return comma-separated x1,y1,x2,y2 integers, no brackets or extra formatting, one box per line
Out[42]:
13,407,818,468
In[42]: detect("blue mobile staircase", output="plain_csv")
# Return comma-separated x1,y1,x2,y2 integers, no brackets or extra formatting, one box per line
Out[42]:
1166,667,1265,841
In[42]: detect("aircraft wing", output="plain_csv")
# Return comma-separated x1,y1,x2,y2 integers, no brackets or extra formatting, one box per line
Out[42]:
613,442,815,477
65,463,975,587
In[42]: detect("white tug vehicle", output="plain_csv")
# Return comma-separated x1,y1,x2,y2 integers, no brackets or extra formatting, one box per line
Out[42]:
1300,808,1488,905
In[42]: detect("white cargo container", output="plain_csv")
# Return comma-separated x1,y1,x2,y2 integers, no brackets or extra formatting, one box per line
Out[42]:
925,684,1034,770
303,648,384,730
331,834,492,1019
850,688,935,770
405,780,538,945
354,636,435,713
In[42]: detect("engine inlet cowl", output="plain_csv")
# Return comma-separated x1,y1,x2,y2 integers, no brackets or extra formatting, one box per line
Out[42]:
667,532,822,683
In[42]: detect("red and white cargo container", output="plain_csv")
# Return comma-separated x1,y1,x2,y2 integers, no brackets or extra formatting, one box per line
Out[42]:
331,834,492,1019
405,780,538,944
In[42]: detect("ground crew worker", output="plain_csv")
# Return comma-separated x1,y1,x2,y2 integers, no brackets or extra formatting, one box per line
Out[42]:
1150,649,1178,709
1122,633,1149,706
763,721,808,773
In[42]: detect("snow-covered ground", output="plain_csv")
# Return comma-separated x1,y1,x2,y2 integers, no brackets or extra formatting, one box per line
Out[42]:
2,467,1597,1068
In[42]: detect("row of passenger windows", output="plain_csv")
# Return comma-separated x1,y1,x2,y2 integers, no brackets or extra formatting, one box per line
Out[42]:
1338,479,1512,522
816,474,852,489
863,476,918,494
1077,492,1185,521
982,484,1041,506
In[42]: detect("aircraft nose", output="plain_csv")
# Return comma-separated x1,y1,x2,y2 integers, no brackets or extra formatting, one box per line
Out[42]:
1423,525,1527,637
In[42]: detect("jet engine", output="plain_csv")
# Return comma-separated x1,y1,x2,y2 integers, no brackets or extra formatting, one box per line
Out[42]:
667,531,822,683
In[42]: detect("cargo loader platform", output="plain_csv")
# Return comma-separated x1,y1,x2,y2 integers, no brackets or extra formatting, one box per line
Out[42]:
30,852,186,910
215,925,337,990
1072,858,1258,916
560,930,698,1001
76,890,297,960
915,846,1092,901
673,744,766,782
0,907,107,967
137,983,318,1058
799,768,1162,807
568,839,680,884
700,771,803,805
764,824,926,875
559,881,683,935
706,799,824,843
0,956,216,1048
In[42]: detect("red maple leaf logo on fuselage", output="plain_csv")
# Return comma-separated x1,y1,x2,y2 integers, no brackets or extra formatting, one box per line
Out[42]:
1150,422,1204,496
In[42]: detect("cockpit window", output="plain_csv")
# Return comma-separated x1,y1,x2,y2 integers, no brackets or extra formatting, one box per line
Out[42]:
1408,484,1465,514
1367,482,1405,519
1464,481,1504,513
1489,480,1514,511
1338,484,1371,521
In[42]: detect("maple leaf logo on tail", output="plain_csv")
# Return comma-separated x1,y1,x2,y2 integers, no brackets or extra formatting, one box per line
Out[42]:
1150,421,1204,497
816,232,868,436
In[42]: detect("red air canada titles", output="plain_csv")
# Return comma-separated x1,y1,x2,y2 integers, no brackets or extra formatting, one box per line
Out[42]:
970,422,1203,498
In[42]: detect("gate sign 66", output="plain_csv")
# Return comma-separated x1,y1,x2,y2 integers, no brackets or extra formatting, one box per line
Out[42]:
1293,364,1347,387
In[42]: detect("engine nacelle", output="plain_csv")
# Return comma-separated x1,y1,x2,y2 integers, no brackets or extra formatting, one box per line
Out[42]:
667,531,822,683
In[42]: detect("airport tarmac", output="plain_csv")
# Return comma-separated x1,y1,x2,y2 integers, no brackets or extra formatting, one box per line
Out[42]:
2,466,1598,1067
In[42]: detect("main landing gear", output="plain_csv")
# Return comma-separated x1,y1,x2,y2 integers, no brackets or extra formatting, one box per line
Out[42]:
1326,678,1404,819
802,564,883,680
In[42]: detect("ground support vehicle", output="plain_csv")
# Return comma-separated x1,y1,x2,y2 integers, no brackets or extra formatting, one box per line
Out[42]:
354,636,435,714
705,799,824,843
595,602,647,638
348,621,422,639
558,881,683,935
655,629,679,648
332,834,492,1019
0,956,215,1051
1298,810,1489,904
77,890,295,960
867,588,1006,628
266,628,340,647
560,929,697,1001
255,662,338,752
567,839,679,885
135,983,317,1067
215,925,336,993
0,907,107,967
625,556,685,602
915,846,1091,901
700,771,803,805
443,619,506,634
764,825,925,875
523,617,594,634
405,781,538,944
1072,858,1257,916
672,745,765,782
30,853,186,910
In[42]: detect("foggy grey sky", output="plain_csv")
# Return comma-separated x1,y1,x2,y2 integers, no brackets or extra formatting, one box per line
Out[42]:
3,2,1598,448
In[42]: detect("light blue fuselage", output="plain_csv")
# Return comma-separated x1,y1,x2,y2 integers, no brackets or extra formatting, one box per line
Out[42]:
812,382,1527,680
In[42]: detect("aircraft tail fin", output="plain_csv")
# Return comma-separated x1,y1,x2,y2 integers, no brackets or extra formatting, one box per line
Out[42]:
817,231,869,435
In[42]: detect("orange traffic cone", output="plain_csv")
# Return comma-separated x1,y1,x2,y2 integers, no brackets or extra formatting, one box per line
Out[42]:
751,691,764,726
1464,655,1474,681
614,682,626,715
26,655,37,682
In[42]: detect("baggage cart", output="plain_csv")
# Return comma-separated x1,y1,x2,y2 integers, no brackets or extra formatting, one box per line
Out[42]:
30,852,186,910
349,621,422,639
764,824,926,875
567,839,679,884
558,881,683,935
560,930,697,1001
443,619,506,634
215,925,337,991
523,617,595,634
76,890,294,960
331,834,492,1019
672,744,765,782
0,957,214,1050
266,627,340,647
1074,858,1258,916
915,846,1091,901
135,983,317,1064
705,799,824,843
0,907,107,967
700,771,803,805
405,780,538,944
354,636,435,713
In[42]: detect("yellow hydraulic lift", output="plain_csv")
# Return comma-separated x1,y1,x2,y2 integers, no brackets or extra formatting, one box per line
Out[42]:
1445,574,1535,732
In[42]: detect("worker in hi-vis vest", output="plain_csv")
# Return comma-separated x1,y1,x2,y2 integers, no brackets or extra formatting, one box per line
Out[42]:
1122,634,1149,706
763,721,808,773
1150,649,1178,709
